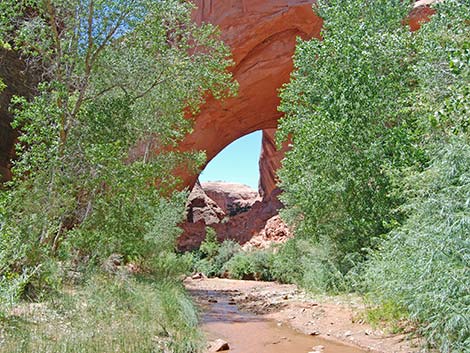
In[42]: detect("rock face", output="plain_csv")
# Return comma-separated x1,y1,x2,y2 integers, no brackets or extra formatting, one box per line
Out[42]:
0,1,436,188
0,48,40,183
258,129,290,199
178,182,284,251
202,181,260,215
177,0,324,190
186,181,226,225
242,215,292,250
177,0,436,251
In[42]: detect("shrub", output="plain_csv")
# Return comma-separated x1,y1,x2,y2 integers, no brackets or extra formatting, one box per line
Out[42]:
0,274,203,353
268,239,351,293
364,138,470,352
192,230,242,277
223,250,274,281
277,0,421,291
0,0,234,311
199,228,219,260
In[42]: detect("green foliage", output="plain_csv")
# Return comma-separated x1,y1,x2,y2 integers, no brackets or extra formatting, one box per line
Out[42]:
414,0,470,140
192,230,242,277
0,0,234,316
277,0,420,290
277,0,469,350
199,227,220,260
362,2,470,352
364,138,470,352
223,249,272,281
362,300,410,335
0,273,203,353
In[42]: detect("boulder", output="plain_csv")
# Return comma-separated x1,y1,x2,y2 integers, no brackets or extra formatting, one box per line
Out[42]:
201,181,260,215
186,181,226,225
243,215,292,250
207,339,230,352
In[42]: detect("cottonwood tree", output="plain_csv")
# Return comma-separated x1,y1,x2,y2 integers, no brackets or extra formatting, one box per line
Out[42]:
277,0,421,289
0,0,235,308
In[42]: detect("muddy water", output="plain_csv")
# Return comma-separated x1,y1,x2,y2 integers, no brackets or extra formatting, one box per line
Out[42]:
195,289,366,353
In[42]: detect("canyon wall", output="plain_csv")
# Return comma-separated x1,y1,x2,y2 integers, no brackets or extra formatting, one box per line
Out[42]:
0,49,40,183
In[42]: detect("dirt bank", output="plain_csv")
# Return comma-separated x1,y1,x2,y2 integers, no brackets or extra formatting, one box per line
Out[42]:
185,277,424,353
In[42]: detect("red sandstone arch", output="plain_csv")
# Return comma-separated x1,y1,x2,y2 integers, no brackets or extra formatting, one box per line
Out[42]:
175,0,435,193
178,0,323,191
0,1,436,187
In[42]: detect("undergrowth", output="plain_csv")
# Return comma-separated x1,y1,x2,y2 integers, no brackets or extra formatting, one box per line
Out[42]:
0,271,203,353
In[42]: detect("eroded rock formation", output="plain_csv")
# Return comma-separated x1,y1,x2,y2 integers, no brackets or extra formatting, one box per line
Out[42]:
201,181,260,215
178,181,285,251
177,0,324,190
258,129,290,199
242,215,293,250
175,0,436,191
186,181,226,225
0,1,437,189
178,0,436,250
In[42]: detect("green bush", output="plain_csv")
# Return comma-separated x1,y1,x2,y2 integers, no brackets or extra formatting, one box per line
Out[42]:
263,238,351,293
211,240,243,276
191,230,242,277
198,228,220,260
363,2,470,352
0,0,234,311
224,252,254,280
364,138,470,353
224,250,274,281
277,0,421,291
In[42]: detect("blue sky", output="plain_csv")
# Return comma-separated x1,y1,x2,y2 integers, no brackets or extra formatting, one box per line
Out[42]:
199,130,262,190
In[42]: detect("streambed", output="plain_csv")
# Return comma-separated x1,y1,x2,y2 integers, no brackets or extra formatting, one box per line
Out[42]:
193,289,366,353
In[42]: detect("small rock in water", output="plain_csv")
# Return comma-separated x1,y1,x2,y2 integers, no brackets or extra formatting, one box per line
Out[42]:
308,345,325,353
207,339,230,352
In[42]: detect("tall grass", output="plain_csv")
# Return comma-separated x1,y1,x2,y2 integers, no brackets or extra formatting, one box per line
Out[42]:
0,273,203,353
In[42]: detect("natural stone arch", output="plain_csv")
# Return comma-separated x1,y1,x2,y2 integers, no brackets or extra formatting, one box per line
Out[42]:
0,0,435,187
175,0,435,193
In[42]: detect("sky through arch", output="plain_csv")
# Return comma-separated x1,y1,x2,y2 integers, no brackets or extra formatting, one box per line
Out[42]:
199,131,262,190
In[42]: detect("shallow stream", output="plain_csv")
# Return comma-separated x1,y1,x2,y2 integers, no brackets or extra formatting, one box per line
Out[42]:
194,289,367,353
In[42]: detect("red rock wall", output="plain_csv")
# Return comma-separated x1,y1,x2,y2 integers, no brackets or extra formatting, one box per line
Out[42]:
0,48,40,183
258,129,290,199
178,182,284,251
